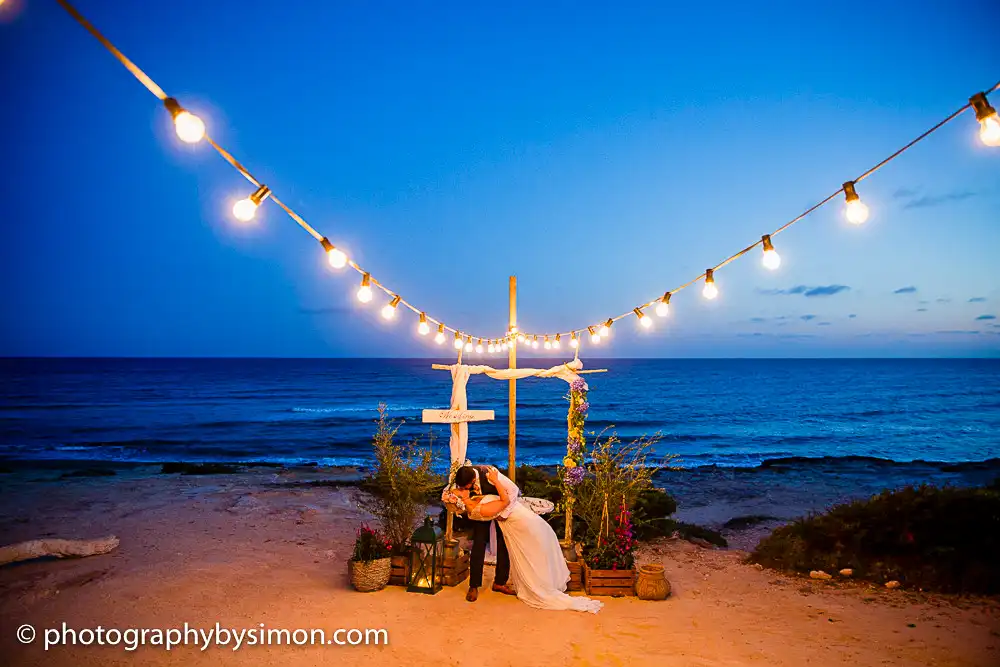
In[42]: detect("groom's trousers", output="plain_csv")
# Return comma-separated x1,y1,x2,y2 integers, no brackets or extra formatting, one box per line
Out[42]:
468,519,510,588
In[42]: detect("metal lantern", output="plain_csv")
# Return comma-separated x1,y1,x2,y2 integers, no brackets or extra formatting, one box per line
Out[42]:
407,516,443,594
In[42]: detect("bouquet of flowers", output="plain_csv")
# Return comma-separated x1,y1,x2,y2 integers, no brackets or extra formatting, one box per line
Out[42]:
351,524,392,563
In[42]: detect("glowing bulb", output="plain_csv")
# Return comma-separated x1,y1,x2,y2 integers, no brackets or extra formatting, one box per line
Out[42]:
357,273,373,303
543,337,551,350
703,269,718,300
454,333,463,350
475,339,484,354
843,181,869,225
570,334,579,348
174,111,205,143
599,319,612,337
502,342,508,352
417,313,430,336
435,324,446,345
381,295,400,320
588,327,601,344
465,338,474,353
510,326,519,334
554,334,562,350
971,92,1000,147
656,292,671,317
488,342,495,353
232,185,270,222
517,333,525,343
321,239,348,269
635,307,652,328
761,234,781,270
164,98,205,143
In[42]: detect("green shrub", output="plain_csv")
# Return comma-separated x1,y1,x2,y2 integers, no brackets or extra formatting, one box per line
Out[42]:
750,484,1000,594
357,405,444,553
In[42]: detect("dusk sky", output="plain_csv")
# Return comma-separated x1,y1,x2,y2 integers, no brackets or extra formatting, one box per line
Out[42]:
1,0,998,358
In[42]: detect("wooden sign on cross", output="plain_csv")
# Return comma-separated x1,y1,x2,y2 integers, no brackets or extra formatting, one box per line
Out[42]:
422,409,494,424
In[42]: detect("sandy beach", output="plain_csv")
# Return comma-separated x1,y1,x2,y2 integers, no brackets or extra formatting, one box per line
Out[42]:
0,465,997,667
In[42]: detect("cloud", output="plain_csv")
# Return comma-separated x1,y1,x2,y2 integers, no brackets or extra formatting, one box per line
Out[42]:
737,332,765,338
778,333,816,339
976,315,997,321
969,297,987,303
848,314,857,319
936,330,980,335
893,187,919,199
893,286,917,294
800,314,817,321
916,308,928,312
902,190,976,210
818,322,831,326
760,285,851,298
299,306,352,316
750,317,767,323
936,298,952,304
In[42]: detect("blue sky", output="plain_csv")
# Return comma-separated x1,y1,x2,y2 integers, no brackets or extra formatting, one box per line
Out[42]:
1,0,998,358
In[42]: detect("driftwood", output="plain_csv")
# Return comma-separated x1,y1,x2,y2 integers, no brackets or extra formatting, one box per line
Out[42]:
0,536,120,566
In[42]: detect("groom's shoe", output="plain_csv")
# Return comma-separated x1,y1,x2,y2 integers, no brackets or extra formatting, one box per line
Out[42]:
492,584,516,596
466,587,479,602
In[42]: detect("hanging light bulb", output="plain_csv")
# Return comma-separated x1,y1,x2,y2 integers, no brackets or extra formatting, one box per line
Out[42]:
655,292,671,317
517,332,525,343
454,332,463,350
554,334,562,350
381,295,401,320
475,339,484,354
488,341,495,353
570,333,579,348
417,313,430,336
971,92,1000,146
320,238,348,269
232,185,270,222
465,337,474,353
703,268,719,300
543,336,551,350
510,325,519,335
588,326,601,344
843,181,869,224
163,98,205,143
599,319,612,337
502,341,508,352
434,324,446,345
761,234,781,270
634,307,652,328
356,273,373,303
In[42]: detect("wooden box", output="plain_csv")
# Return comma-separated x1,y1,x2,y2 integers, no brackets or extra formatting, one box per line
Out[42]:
389,553,410,586
442,549,470,587
583,563,636,597
566,560,583,592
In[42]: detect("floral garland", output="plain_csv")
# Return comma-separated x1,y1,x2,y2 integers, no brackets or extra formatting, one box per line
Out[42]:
561,376,588,491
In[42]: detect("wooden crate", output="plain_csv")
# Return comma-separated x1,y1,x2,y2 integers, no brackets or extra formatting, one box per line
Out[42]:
566,560,583,592
583,563,636,597
442,550,470,587
389,554,409,587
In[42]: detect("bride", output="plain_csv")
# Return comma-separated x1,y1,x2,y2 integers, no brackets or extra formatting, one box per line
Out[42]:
454,466,603,613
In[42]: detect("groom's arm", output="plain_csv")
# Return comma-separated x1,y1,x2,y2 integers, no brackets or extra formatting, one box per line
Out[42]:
480,467,520,520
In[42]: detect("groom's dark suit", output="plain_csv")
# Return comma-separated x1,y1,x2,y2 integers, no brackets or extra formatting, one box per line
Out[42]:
467,465,511,589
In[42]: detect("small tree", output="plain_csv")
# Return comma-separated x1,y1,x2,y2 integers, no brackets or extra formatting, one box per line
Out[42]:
358,404,444,553
573,432,663,567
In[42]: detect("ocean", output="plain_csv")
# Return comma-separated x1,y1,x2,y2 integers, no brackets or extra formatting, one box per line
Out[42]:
2,358,999,525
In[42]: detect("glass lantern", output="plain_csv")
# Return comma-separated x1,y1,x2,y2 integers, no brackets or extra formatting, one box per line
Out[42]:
407,516,443,594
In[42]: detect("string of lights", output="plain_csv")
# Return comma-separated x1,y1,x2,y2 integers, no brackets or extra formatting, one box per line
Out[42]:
52,0,999,355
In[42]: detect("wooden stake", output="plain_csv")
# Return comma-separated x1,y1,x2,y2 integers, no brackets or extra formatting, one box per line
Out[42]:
508,275,517,484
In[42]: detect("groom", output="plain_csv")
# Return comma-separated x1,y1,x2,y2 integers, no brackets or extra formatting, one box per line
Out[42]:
453,465,516,602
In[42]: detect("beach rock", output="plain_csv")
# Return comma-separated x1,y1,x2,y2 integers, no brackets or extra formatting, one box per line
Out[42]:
885,580,901,589
809,570,833,580
689,537,716,549
839,568,853,577
754,563,764,570
228,495,266,514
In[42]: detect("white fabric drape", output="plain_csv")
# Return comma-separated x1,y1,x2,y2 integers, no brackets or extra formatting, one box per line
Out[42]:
444,359,584,469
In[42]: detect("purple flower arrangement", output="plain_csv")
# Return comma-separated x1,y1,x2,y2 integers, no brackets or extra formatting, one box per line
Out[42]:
562,466,585,487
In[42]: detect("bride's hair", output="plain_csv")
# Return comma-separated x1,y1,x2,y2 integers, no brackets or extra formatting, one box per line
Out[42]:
454,466,477,489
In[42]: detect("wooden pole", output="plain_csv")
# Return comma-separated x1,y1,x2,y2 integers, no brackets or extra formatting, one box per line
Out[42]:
508,275,517,484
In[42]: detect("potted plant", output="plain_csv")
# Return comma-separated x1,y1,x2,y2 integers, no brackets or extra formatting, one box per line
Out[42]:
357,404,444,585
348,524,392,592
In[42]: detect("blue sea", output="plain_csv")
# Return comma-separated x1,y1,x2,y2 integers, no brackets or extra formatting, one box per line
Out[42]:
1,358,998,470
3,357,998,526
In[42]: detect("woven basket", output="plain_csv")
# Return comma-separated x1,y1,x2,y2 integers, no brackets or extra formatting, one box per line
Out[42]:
349,557,392,592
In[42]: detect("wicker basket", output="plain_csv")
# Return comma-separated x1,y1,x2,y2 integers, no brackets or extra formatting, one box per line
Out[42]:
349,557,392,592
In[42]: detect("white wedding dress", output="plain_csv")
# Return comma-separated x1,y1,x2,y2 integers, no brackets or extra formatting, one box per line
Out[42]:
470,495,603,613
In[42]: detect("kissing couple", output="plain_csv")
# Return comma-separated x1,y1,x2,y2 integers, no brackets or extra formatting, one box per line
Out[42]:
443,464,603,613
